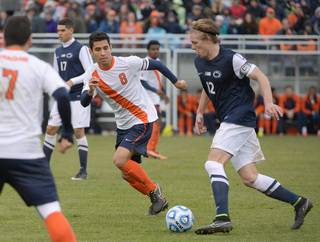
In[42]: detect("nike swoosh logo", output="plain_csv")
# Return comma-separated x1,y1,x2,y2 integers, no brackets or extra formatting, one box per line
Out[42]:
125,138,132,142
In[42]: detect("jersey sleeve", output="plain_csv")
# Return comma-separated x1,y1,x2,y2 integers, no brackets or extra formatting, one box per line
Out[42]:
79,45,93,70
232,53,256,79
41,62,69,95
126,55,148,72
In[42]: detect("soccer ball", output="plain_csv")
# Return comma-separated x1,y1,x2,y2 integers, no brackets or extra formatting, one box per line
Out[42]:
165,205,194,232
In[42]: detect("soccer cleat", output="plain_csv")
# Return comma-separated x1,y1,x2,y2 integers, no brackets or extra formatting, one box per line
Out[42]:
70,172,89,180
147,183,167,214
195,217,233,234
145,197,169,216
258,131,264,137
291,197,313,230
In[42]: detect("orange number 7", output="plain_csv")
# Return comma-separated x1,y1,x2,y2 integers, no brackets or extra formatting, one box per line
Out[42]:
3,69,18,99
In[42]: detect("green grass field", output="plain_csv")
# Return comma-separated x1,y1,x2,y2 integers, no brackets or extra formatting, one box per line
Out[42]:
0,135,319,241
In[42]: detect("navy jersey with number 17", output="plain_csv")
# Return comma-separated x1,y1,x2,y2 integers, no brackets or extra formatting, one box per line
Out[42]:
194,46,256,128
55,40,85,101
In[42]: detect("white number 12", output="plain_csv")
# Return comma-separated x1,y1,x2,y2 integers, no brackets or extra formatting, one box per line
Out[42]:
206,82,215,94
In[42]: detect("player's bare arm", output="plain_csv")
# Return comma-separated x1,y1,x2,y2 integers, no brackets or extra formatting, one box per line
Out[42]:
196,89,211,135
248,67,283,120
57,138,73,153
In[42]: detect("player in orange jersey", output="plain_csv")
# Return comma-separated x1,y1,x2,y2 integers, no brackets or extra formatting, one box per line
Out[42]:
0,16,76,242
178,89,194,136
81,31,186,215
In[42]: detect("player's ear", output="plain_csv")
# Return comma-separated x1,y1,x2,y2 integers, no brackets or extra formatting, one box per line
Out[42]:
89,48,93,56
28,36,32,48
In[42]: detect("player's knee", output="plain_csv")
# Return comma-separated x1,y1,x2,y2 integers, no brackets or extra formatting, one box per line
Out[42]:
242,176,257,187
46,125,59,136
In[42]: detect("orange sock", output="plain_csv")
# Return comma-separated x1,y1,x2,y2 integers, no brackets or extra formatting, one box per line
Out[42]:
127,178,149,195
272,118,278,134
44,212,76,242
120,160,156,193
153,123,161,153
186,117,193,135
258,118,264,131
147,123,158,151
178,117,185,135
265,119,271,134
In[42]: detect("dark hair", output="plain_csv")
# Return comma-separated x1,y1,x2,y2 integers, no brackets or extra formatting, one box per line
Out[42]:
4,16,31,47
147,40,160,50
89,31,110,49
58,17,74,29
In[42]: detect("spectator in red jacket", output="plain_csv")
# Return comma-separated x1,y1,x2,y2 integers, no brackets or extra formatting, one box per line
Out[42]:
301,86,320,136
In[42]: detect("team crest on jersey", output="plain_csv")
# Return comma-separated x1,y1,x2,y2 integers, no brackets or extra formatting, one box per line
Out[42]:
66,53,73,58
213,70,222,78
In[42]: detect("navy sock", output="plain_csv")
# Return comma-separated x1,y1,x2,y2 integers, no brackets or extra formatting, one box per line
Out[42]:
268,184,301,206
211,177,229,217
205,161,229,218
78,149,87,174
252,174,300,206
43,134,56,162
77,136,88,174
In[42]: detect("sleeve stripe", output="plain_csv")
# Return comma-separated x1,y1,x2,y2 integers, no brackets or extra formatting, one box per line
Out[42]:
141,58,149,70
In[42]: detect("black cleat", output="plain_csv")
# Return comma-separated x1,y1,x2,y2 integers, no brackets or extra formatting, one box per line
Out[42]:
291,197,313,230
145,183,168,215
195,217,233,235
145,197,169,216
70,172,89,180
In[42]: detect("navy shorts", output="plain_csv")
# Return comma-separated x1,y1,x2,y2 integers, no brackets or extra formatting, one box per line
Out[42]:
0,158,59,206
115,122,153,163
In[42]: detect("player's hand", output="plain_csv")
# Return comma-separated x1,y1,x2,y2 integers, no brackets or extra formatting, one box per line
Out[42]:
88,77,99,93
195,113,206,135
164,95,170,104
156,89,166,98
174,80,187,90
66,80,73,87
57,137,73,154
265,103,283,120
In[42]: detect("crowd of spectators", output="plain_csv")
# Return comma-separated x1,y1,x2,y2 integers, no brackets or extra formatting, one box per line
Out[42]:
1,0,320,38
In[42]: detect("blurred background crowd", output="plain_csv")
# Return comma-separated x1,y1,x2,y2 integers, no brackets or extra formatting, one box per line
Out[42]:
1,0,320,37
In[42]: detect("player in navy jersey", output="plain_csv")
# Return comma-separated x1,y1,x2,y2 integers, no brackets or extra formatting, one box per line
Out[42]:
189,18,313,234
0,16,76,241
43,18,93,180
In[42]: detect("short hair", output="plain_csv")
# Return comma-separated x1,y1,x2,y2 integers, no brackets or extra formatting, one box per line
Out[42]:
4,16,31,47
58,18,74,29
147,40,160,50
89,31,110,49
190,18,221,44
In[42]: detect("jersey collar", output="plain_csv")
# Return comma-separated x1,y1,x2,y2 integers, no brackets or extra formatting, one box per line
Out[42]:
62,37,75,48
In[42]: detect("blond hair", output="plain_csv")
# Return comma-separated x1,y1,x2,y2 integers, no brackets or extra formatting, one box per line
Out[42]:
190,19,221,44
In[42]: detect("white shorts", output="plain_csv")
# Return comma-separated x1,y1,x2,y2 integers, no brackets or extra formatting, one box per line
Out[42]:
211,122,265,171
48,100,90,129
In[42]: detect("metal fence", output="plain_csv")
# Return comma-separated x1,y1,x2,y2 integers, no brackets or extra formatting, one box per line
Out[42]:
1,33,319,131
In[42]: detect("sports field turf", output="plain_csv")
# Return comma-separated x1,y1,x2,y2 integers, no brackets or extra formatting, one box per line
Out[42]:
0,135,319,241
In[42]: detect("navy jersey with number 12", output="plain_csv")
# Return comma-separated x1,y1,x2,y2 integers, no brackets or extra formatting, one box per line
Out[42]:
194,46,257,128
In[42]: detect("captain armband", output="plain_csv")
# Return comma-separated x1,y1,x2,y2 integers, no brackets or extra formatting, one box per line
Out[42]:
240,62,252,77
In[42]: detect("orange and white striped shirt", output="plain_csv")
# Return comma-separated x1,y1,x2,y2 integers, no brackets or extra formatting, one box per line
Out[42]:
82,55,157,130
139,56,163,105
0,49,68,159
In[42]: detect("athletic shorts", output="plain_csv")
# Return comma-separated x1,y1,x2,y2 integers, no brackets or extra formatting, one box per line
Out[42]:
48,100,90,129
0,158,59,206
154,104,162,117
211,122,265,171
115,123,153,164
